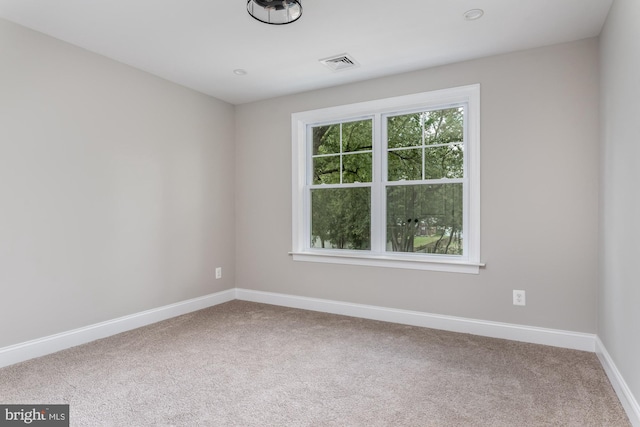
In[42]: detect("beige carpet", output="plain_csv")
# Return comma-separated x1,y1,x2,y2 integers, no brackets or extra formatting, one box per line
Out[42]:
0,300,630,426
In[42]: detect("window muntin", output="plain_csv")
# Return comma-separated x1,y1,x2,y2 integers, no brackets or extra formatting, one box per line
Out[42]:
309,108,465,256
309,119,373,250
387,107,464,181
385,107,465,256
311,119,373,185
292,85,481,273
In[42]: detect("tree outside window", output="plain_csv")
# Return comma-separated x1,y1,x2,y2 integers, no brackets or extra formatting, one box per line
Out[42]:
291,85,480,273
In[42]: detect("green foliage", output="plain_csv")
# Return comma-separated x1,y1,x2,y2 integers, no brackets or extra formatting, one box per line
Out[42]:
342,120,372,152
386,184,463,254
342,153,372,183
313,156,340,184
310,119,373,250
424,144,464,179
388,113,422,148
310,108,464,255
424,107,464,145
313,124,340,155
388,147,422,181
311,188,371,250
312,119,372,185
388,108,464,181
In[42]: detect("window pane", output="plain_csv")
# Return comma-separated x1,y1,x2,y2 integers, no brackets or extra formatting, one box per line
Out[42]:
313,124,340,155
311,187,371,250
424,107,464,145
386,184,463,255
388,113,422,149
343,153,372,183
424,144,464,179
342,120,372,153
313,156,340,184
388,148,422,181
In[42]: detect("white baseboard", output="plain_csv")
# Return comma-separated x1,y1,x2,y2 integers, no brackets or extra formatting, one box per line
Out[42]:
235,288,596,352
0,286,598,367
0,289,235,369
596,338,640,427
3,287,635,424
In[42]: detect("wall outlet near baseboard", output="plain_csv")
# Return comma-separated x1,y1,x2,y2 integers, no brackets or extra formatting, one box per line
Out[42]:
215,267,222,279
513,290,526,306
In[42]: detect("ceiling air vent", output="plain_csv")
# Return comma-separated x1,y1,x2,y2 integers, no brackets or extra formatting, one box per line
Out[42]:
319,53,359,72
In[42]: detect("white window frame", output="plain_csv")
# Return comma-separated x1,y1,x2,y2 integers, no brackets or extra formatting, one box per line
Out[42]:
291,84,482,274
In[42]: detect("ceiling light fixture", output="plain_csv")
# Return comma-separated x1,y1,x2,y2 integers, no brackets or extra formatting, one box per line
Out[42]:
463,9,484,21
233,69,248,76
247,0,302,25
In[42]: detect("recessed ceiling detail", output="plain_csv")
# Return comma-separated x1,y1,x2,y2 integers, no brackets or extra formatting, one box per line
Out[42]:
319,54,359,72
464,9,484,21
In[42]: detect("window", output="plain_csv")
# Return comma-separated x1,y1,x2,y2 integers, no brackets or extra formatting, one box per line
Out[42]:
291,85,481,273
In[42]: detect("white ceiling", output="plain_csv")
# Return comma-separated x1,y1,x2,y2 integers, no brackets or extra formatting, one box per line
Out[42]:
0,0,613,105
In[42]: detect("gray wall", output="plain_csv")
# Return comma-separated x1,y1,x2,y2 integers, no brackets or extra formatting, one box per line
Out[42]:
0,18,236,348
599,0,640,407
0,13,607,351
236,38,600,333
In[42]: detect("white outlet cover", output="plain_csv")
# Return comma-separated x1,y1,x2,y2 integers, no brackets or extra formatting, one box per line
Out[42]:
513,290,526,306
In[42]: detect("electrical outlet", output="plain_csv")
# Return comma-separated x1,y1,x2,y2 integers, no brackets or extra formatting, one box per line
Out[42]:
215,267,222,279
513,290,526,306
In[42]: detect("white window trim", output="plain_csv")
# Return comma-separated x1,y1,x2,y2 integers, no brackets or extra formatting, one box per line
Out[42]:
291,84,482,274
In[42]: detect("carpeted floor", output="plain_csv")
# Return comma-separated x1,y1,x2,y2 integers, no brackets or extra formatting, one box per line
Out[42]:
0,300,630,426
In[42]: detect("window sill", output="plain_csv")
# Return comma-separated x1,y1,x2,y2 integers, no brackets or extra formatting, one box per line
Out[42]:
289,250,485,274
